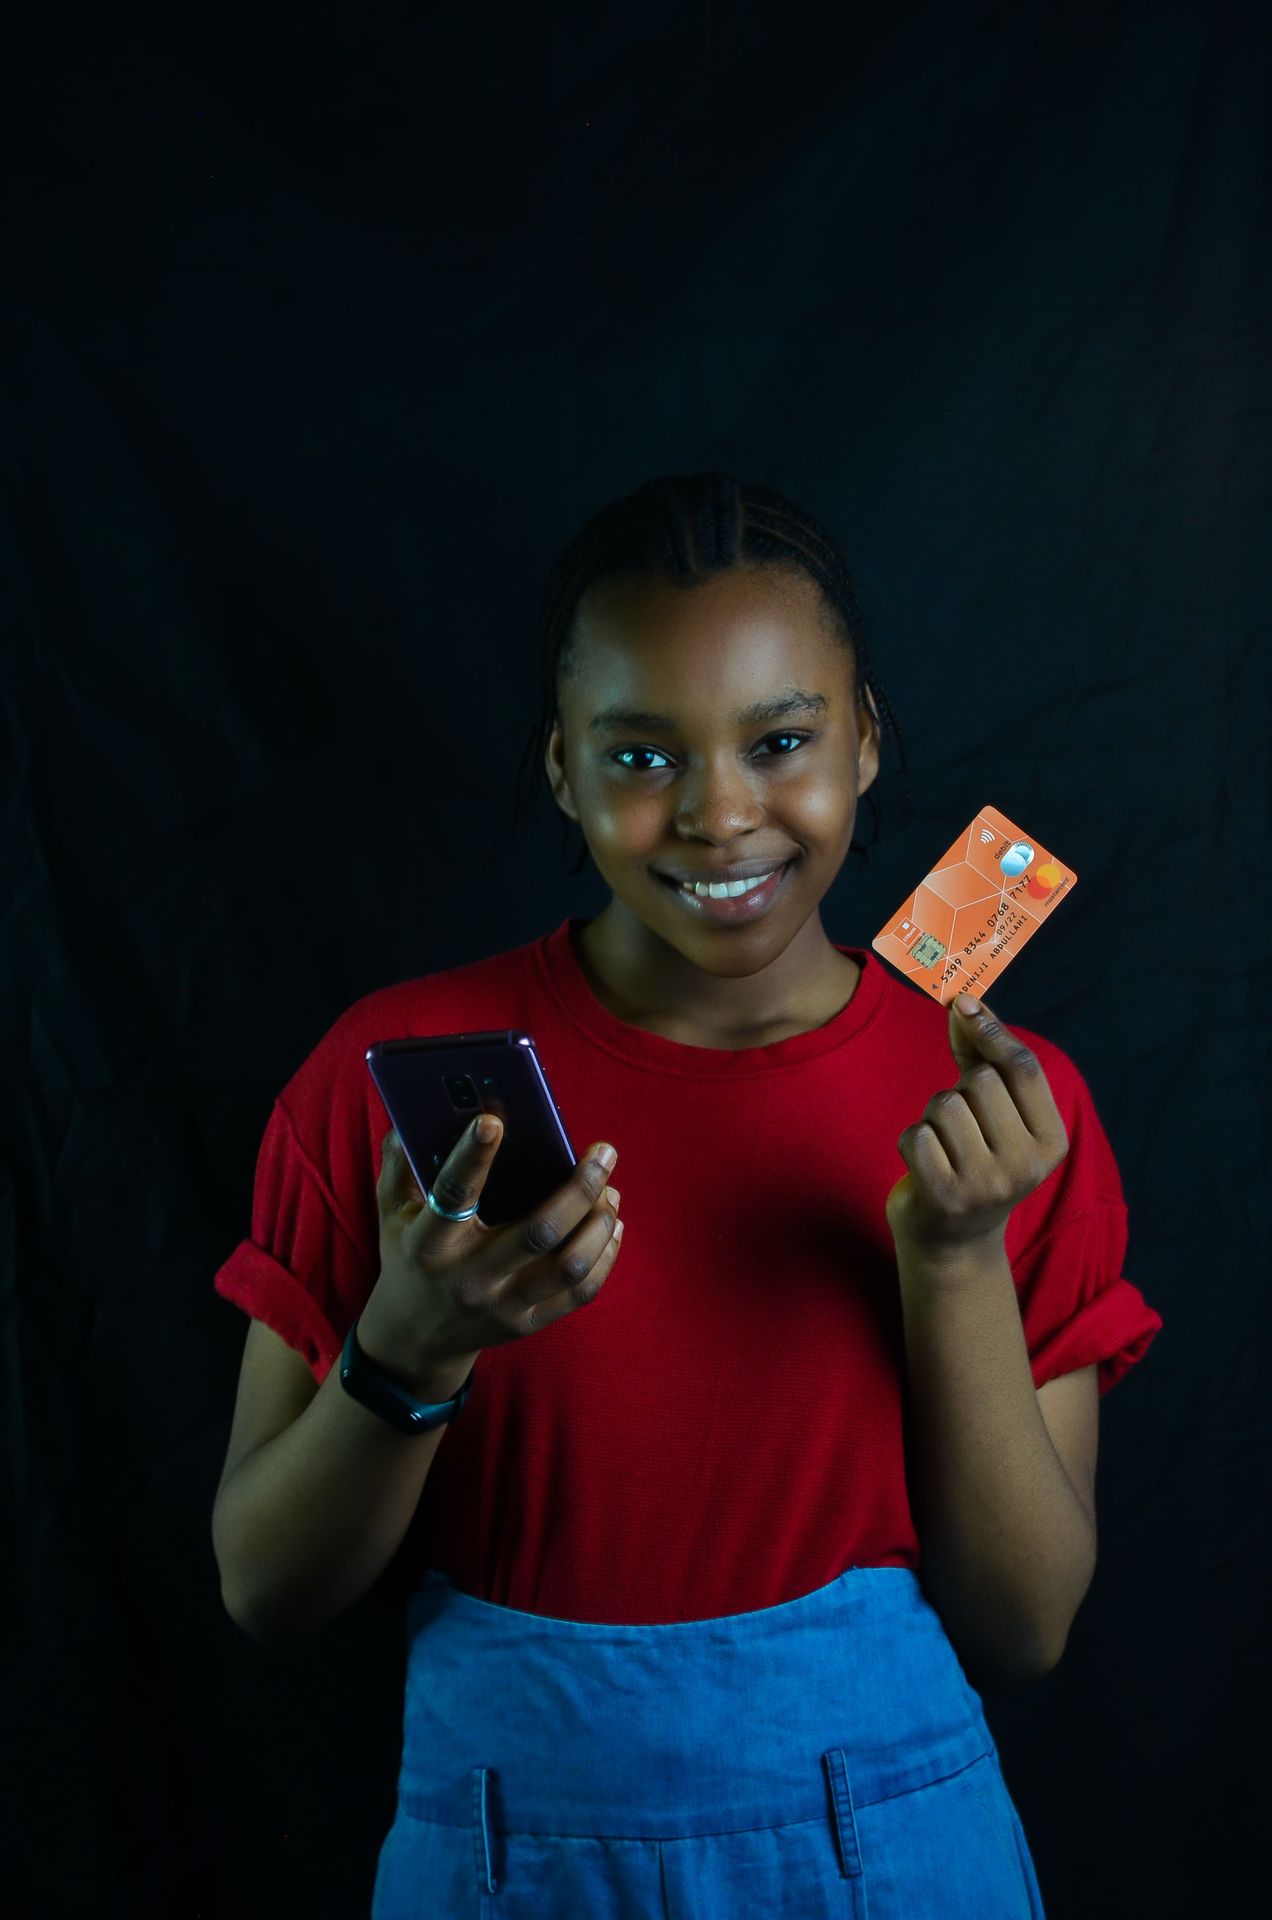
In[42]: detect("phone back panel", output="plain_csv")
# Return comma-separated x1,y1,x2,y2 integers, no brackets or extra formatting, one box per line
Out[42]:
365,1031,577,1227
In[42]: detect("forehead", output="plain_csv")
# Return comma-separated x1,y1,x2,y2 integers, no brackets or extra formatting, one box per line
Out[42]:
567,565,846,702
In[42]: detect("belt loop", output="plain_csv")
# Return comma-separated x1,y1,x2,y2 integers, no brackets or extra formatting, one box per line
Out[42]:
471,1765,500,1894
822,1748,868,1910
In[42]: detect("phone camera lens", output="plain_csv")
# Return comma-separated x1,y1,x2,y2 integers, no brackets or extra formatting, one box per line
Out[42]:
444,1074,479,1109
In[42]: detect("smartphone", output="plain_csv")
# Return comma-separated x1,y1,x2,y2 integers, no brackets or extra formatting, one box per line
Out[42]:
365,1030,578,1228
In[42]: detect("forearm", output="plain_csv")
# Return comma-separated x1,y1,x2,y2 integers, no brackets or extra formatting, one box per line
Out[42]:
212,1290,471,1647
895,1237,1097,1688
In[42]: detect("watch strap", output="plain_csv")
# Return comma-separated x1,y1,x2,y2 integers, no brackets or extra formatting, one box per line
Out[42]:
339,1315,475,1434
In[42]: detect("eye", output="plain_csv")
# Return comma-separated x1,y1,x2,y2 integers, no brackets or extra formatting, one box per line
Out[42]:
609,731,813,774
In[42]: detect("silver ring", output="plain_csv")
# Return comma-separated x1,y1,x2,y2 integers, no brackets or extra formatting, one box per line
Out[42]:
425,1186,480,1222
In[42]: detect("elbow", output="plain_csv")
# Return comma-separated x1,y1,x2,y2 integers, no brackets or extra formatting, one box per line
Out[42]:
1038,1536,1099,1678
214,1527,287,1650
213,1499,287,1650
1032,1575,1097,1682
219,1575,276,1650
1030,1628,1074,1684
218,1570,336,1653
220,1583,303,1652
961,1633,1056,1697
972,1660,1050,1697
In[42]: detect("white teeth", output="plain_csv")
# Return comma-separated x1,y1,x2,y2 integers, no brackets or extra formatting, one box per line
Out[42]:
679,868,776,899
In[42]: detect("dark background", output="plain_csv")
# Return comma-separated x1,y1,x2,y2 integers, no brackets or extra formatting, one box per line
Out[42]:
3,2,1268,1913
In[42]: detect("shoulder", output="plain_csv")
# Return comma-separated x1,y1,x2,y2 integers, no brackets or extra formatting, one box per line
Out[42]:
279,933,545,1110
264,935,552,1207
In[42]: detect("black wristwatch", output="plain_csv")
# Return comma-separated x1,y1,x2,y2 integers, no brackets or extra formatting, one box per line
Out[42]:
339,1315,475,1435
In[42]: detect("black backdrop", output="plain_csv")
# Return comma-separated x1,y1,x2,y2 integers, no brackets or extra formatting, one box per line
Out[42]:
4,3,1268,1914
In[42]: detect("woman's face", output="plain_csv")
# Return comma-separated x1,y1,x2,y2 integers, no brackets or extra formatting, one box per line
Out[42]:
545,563,881,967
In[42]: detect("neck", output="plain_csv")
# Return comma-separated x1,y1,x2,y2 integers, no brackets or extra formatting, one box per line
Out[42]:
573,901,859,1043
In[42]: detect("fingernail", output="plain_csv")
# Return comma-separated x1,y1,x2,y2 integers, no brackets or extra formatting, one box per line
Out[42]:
955,994,981,1017
596,1144,617,1171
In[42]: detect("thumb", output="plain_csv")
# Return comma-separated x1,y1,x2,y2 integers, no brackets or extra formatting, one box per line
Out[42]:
948,992,983,1071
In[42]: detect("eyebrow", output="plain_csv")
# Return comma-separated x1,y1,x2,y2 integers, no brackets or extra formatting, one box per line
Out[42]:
586,688,830,736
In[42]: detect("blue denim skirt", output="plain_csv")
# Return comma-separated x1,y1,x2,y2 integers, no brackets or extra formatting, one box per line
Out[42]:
370,1564,1046,1918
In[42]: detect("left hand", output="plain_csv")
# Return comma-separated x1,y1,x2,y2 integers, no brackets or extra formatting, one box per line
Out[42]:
885,995,1070,1261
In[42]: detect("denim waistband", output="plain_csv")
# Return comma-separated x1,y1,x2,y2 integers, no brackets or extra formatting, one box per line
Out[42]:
394,1564,995,1841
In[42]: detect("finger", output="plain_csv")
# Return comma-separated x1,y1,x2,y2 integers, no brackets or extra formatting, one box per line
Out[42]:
493,1146,618,1302
550,1202,624,1309
946,1066,1022,1160
954,1006,1060,1144
400,1115,502,1237
514,1193,624,1324
917,1093,994,1179
514,1144,618,1267
900,1117,956,1188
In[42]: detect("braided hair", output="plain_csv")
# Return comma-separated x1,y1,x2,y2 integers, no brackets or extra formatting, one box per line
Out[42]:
500,471,914,876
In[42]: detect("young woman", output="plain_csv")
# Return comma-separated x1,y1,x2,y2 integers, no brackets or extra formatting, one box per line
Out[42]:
213,471,1163,1917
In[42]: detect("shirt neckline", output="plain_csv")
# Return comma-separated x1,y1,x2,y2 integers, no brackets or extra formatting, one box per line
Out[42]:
534,915,886,1076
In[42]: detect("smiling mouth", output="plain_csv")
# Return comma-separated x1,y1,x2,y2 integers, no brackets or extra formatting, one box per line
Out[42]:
655,856,798,919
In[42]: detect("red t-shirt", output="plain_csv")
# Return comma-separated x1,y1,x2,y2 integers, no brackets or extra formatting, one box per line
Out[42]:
214,916,1163,1626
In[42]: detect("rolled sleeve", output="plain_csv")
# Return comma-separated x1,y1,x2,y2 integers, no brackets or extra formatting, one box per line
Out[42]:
214,1100,378,1384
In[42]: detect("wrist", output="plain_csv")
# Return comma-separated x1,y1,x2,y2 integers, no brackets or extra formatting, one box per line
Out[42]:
355,1294,477,1402
893,1229,1009,1287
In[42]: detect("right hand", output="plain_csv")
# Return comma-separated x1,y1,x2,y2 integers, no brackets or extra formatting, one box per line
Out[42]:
366,1119,622,1394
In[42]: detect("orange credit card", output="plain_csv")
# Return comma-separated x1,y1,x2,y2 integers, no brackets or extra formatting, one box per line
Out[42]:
871,803,1078,1006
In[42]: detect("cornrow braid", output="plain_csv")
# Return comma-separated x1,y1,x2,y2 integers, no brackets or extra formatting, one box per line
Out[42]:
497,471,914,877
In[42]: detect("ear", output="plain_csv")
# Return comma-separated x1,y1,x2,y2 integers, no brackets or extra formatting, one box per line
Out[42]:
544,716,579,821
857,684,882,796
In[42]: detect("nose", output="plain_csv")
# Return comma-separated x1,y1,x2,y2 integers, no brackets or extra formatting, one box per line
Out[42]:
674,759,765,841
